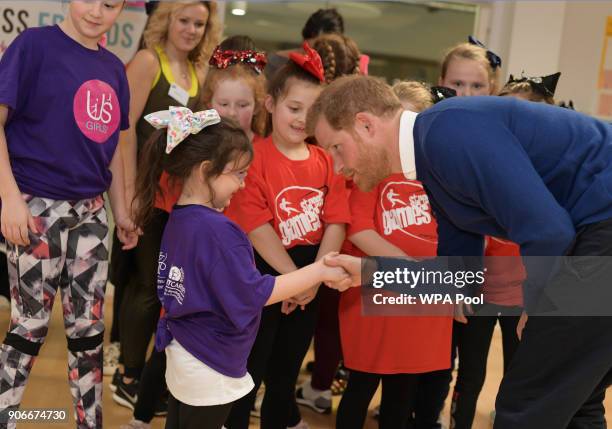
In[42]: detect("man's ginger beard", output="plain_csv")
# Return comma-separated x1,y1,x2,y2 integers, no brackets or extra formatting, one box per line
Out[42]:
344,133,392,192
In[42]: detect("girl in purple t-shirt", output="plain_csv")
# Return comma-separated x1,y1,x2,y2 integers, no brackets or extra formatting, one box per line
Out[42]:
132,109,351,429
0,1,136,427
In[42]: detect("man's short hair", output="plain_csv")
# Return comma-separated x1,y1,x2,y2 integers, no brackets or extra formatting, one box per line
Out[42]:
306,75,402,136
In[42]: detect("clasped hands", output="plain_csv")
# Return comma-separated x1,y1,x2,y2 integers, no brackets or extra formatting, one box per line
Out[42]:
281,252,362,314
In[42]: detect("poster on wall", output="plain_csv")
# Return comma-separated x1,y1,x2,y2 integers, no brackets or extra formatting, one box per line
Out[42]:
597,16,612,119
0,0,148,63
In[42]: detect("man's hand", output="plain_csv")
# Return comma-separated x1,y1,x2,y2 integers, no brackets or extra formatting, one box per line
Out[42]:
323,253,362,288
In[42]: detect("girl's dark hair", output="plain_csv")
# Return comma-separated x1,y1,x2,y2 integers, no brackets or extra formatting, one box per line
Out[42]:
134,119,252,228
302,8,344,40
267,61,321,102
219,35,257,51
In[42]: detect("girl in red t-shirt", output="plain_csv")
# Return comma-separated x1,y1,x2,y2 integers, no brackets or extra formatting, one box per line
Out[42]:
224,44,351,429
336,83,453,429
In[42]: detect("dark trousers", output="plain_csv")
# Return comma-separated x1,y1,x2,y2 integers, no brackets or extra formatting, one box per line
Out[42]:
451,304,521,429
226,245,319,429
134,349,167,423
495,218,612,429
108,227,134,344
311,287,342,391
336,370,419,429
166,394,232,429
408,369,453,429
119,209,168,378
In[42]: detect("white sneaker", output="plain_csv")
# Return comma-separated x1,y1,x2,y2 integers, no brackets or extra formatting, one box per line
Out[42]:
119,419,151,429
295,378,332,414
103,342,120,376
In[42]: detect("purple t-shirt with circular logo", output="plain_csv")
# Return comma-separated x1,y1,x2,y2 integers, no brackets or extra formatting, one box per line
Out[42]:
0,25,130,200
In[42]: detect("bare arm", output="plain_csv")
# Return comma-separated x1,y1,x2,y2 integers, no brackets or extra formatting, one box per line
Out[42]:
289,223,347,307
121,49,159,213
248,223,298,274
315,223,346,261
0,105,37,246
108,148,137,249
266,257,351,305
349,229,408,258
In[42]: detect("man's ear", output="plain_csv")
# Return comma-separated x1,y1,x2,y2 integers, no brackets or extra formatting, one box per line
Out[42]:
354,111,377,140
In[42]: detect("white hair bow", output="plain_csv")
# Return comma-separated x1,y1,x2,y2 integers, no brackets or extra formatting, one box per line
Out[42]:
145,106,221,154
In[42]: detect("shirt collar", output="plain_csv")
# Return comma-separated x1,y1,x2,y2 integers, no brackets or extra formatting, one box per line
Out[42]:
399,110,418,180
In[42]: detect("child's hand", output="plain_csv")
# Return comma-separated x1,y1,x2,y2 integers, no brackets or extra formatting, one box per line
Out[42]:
115,216,140,250
517,310,528,340
1,194,38,247
281,300,298,315
323,252,361,289
289,285,320,310
319,254,352,292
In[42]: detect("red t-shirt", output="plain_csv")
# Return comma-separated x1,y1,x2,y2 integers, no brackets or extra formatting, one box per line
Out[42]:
154,171,182,213
483,237,525,307
225,135,350,248
340,174,452,374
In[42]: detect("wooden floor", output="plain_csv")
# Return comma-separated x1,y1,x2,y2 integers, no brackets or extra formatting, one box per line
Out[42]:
2,292,611,429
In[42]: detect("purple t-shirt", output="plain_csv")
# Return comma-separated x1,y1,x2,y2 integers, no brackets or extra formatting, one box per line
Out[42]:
156,204,275,378
0,25,130,200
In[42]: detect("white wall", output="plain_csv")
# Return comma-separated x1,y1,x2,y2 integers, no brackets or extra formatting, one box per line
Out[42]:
482,0,611,115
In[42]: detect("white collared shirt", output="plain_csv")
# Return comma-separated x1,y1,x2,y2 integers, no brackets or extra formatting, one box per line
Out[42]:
399,110,418,180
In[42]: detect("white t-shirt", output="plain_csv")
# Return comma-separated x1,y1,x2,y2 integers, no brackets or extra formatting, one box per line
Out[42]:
165,339,254,406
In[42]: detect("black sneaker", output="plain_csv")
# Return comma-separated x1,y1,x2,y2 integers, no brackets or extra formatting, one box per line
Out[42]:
113,377,139,410
109,368,122,393
153,392,168,417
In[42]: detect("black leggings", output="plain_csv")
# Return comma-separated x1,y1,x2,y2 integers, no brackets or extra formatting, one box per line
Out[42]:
336,370,419,429
134,349,167,423
119,208,168,378
108,227,134,344
451,304,521,429
226,245,319,429
166,394,233,429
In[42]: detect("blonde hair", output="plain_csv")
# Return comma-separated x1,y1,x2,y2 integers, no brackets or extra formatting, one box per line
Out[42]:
202,64,268,137
499,82,555,104
143,1,221,67
306,75,402,135
440,43,499,94
392,81,433,112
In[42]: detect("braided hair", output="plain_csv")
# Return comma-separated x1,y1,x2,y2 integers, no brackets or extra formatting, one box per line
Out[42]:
311,33,361,83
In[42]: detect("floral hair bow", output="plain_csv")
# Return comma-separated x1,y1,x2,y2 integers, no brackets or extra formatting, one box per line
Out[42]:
289,42,325,82
468,35,502,70
145,107,221,154
209,46,268,75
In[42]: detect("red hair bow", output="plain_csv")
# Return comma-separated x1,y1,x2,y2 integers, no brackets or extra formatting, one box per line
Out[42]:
289,42,325,83
209,46,268,75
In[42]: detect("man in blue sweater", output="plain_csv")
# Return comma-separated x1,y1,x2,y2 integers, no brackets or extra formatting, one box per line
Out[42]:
307,75,612,428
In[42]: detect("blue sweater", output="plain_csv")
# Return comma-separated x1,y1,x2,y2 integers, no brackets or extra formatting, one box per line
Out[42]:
413,96,612,310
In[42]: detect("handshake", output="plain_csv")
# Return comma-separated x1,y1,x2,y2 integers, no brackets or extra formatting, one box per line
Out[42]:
280,253,364,315
319,252,362,292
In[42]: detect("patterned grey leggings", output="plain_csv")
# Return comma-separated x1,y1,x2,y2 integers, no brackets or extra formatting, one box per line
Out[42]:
0,195,108,429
